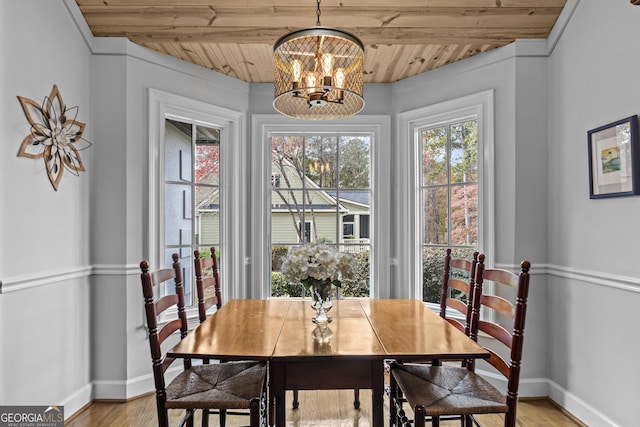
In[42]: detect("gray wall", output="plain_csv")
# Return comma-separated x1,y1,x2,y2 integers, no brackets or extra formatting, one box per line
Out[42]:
391,40,550,399
90,35,249,398
2,0,639,425
546,1,640,426
0,0,93,416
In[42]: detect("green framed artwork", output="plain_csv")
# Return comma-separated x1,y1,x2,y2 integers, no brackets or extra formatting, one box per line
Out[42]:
588,115,639,199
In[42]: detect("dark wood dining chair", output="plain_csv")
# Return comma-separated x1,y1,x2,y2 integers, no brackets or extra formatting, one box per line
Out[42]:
389,254,532,427
194,247,250,426
386,249,479,425
194,247,222,324
439,248,479,337
140,254,267,427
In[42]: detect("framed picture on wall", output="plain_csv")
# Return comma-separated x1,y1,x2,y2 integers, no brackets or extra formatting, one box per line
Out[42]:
587,115,640,199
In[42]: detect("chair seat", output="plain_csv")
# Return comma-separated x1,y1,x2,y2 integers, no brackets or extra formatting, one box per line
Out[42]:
392,364,508,416
166,361,266,410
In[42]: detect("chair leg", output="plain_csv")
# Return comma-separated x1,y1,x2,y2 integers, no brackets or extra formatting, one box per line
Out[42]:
388,371,396,426
185,409,195,427
219,409,226,427
249,397,260,427
353,388,360,409
415,406,427,427
269,391,276,427
505,407,516,427
157,408,169,427
292,389,299,409
201,409,209,427
156,393,169,427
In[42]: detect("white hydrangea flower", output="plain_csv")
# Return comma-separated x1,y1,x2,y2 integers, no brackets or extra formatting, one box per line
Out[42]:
281,242,356,290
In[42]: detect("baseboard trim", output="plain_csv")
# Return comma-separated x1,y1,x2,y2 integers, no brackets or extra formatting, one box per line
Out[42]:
61,383,92,421
473,371,615,426
546,398,589,427
92,366,182,400
548,380,620,427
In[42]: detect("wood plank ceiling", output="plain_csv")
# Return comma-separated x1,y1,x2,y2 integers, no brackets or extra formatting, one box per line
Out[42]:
75,0,566,84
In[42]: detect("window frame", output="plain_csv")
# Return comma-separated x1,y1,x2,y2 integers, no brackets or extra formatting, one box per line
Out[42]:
251,114,391,300
343,214,355,239
149,89,244,317
396,90,495,301
297,221,312,243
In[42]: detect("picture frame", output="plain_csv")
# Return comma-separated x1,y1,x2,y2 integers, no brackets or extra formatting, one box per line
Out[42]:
587,115,640,199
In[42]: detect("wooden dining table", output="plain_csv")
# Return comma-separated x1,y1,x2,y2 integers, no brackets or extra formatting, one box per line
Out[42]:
167,298,489,427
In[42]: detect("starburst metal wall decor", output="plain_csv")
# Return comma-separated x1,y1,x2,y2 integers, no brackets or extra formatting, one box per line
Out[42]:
17,85,91,191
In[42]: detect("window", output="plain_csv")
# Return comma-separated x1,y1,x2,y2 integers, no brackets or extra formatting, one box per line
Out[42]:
163,119,221,307
396,91,494,301
298,221,312,243
270,133,372,298
150,89,243,311
251,115,391,300
359,215,370,239
420,119,478,303
343,215,355,238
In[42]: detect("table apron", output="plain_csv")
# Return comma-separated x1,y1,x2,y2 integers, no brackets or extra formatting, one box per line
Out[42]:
270,359,385,427
278,359,378,390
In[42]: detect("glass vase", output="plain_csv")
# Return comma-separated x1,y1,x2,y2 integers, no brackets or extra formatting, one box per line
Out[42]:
311,282,333,323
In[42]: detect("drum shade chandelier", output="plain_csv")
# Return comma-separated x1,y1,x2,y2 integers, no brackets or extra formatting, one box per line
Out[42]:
273,0,365,120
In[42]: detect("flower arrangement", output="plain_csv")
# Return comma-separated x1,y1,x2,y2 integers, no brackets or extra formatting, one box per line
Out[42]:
280,242,357,290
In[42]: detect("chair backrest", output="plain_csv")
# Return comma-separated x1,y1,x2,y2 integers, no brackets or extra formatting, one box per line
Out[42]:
194,247,222,323
439,248,479,336
470,253,531,426
139,254,190,394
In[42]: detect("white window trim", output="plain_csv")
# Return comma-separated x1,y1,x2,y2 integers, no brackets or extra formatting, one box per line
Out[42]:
250,114,392,300
396,90,495,300
148,88,245,314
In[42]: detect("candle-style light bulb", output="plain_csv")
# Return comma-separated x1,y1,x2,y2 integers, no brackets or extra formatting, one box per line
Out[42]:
291,59,303,93
292,59,303,83
334,68,345,101
306,72,317,88
321,53,334,78
321,53,334,86
334,68,345,88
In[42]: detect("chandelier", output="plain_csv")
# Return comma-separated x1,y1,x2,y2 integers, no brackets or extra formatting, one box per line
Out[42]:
273,0,365,120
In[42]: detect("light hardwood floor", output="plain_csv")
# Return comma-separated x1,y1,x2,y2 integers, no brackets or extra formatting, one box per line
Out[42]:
66,390,586,427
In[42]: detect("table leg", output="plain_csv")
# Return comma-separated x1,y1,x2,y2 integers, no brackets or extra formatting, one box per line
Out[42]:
371,360,384,427
270,361,285,427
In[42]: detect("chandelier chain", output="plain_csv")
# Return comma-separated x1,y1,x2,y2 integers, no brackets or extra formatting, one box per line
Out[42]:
316,0,322,26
